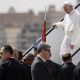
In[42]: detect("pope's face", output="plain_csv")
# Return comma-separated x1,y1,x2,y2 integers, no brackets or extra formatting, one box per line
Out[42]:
63,4,73,14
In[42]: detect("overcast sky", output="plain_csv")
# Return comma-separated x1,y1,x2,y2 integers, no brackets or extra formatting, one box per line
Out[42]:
0,0,77,14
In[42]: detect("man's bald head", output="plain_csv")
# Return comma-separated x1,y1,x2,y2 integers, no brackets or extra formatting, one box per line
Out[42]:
61,52,72,62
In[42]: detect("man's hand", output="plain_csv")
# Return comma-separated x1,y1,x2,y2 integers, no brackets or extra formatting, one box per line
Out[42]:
70,44,74,49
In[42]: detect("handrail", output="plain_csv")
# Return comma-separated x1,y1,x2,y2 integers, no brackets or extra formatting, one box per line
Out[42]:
23,3,80,57
72,48,80,57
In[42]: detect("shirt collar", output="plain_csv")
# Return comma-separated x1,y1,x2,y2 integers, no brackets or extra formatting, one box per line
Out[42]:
37,55,46,62
11,57,15,59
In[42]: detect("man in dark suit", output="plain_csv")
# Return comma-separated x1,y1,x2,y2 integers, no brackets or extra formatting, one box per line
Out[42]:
0,45,26,80
46,60,64,80
73,62,80,80
61,53,75,80
31,42,54,80
18,51,32,80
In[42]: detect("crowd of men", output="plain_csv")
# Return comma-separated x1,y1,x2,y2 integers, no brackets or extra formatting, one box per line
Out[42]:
0,43,80,80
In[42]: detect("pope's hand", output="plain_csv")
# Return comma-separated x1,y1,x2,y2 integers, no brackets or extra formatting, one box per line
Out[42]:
52,23,57,28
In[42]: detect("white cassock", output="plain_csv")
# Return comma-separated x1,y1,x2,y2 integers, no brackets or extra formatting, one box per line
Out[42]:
56,9,80,55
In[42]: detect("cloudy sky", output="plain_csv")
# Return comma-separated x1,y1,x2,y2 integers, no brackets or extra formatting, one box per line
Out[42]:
0,0,77,14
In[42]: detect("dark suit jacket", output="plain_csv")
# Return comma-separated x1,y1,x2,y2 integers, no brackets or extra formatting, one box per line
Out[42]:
45,60,64,80
62,61,75,80
73,62,80,80
0,58,26,80
31,57,54,80
19,60,32,80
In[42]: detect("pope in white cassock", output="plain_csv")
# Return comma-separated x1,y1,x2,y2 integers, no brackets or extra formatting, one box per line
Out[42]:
53,1,80,56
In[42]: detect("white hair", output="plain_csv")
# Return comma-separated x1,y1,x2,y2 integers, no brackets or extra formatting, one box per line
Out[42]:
64,1,73,6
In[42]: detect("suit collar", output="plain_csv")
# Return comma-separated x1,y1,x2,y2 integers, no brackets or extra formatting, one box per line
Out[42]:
35,56,46,63
37,55,46,62
64,61,73,65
